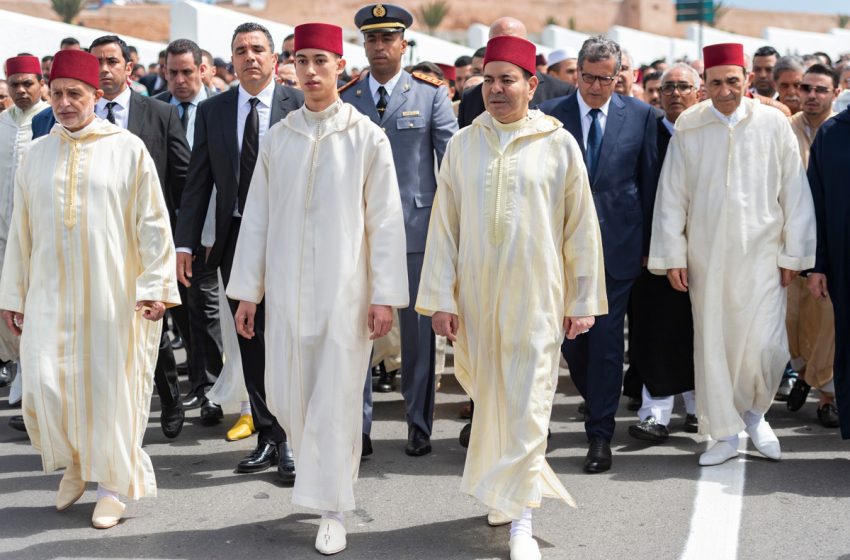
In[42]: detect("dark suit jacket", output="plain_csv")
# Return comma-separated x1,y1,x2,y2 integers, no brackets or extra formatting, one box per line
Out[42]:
457,72,576,128
30,106,55,139
174,83,303,268
657,116,672,164
139,74,167,97
539,92,660,280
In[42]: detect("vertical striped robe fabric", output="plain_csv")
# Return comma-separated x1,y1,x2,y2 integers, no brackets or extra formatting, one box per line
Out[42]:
416,110,608,519
0,118,180,499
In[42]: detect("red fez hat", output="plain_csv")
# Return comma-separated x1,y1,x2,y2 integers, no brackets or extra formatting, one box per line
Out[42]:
294,23,344,56
703,43,745,70
5,55,41,78
436,63,456,81
483,36,537,76
50,49,100,89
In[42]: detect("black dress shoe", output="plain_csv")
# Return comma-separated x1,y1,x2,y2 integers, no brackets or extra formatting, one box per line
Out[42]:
584,437,612,474
0,361,13,387
171,335,184,350
160,405,185,439
626,396,642,412
375,368,396,393
786,378,811,412
200,400,223,426
277,441,296,483
237,441,279,473
775,369,797,401
181,394,204,410
9,415,26,432
175,361,189,375
459,422,471,448
405,426,432,456
817,402,840,428
362,433,373,457
683,414,699,434
628,416,669,443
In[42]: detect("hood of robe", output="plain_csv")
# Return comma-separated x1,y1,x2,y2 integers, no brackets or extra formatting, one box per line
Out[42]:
674,96,759,132
281,101,368,139
472,109,562,147
52,116,125,143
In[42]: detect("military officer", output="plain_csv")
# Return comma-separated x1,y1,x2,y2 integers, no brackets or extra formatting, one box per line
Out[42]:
341,3,458,457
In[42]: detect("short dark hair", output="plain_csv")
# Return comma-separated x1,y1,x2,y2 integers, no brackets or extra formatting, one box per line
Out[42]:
90,35,131,64
16,52,34,57
166,38,202,66
455,55,472,67
411,61,443,79
473,47,487,59
200,49,214,65
805,63,839,88
60,37,79,48
231,22,275,53
754,46,779,59
812,51,832,66
642,70,662,86
128,45,138,55
283,33,294,42
41,55,54,63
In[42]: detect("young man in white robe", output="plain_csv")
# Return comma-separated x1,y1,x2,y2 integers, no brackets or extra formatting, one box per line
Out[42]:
648,43,817,466
416,36,607,560
0,56,49,427
0,49,180,528
226,23,408,556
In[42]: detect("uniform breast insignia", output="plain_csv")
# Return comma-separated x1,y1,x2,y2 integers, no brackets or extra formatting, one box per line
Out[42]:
338,76,360,94
411,71,444,87
372,3,386,17
402,111,421,117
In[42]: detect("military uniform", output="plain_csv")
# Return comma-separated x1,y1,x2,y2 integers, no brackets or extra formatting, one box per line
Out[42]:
342,3,458,454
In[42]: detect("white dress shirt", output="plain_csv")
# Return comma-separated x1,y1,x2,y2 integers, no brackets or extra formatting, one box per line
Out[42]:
169,87,208,150
95,86,132,130
662,117,676,136
576,91,612,149
368,71,403,105
710,100,748,127
236,79,276,152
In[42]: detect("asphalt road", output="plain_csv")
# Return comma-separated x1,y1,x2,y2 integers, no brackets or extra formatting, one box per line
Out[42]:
1,354,849,560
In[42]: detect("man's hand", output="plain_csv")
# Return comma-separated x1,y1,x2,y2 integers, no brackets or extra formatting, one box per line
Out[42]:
234,301,257,339
368,304,393,340
432,311,458,342
564,316,595,340
136,301,166,321
807,272,828,300
667,268,689,292
1,310,23,336
780,267,796,288
176,252,193,288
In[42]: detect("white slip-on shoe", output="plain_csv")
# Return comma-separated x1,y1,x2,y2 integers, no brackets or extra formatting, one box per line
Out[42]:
91,496,125,529
56,463,86,511
487,509,511,526
315,518,347,555
509,534,542,560
699,440,739,466
745,420,781,460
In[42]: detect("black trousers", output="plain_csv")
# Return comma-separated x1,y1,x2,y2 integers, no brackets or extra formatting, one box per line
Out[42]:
219,218,286,445
186,251,224,397
154,329,181,410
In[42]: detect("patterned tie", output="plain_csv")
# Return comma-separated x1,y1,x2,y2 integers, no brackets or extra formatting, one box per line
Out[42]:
586,108,602,179
179,101,191,131
105,101,117,125
376,86,389,119
238,97,260,214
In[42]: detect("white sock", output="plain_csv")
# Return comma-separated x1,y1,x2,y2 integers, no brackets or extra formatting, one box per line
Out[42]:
718,434,739,447
743,410,763,428
322,511,344,525
96,484,121,503
240,400,252,416
9,364,22,405
509,508,533,539
820,380,835,394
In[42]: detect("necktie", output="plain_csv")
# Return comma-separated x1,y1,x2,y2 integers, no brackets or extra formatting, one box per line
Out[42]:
105,101,117,125
179,101,191,131
586,108,602,179
376,86,389,119
238,97,260,214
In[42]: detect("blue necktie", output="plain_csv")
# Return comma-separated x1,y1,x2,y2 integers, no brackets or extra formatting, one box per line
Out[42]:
586,108,602,179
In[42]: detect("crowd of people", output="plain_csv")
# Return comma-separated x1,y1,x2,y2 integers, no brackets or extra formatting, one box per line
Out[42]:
1,3,849,558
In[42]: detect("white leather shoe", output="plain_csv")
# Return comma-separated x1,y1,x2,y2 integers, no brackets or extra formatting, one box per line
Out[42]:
56,463,86,511
315,518,347,555
91,496,125,529
509,534,542,560
699,440,739,466
487,509,511,526
745,420,781,460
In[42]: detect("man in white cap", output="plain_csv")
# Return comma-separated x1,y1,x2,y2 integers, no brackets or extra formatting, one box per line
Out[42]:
546,47,579,85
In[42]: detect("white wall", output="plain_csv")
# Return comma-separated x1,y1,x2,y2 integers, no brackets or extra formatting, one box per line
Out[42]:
763,27,850,58
686,24,765,57
607,25,698,65
541,25,590,51
0,8,165,75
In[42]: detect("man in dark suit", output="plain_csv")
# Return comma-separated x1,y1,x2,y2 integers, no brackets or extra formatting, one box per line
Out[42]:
174,23,303,481
540,35,660,474
139,50,168,96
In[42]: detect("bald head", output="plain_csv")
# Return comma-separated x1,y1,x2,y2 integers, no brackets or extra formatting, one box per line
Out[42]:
489,17,527,39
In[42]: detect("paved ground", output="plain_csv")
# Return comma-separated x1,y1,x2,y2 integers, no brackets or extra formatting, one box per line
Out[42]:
1,354,849,560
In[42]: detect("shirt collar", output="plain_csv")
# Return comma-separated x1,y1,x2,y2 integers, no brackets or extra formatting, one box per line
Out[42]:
710,100,748,126
369,71,403,99
576,90,611,119
662,117,676,135
238,79,276,109
98,86,132,110
170,86,208,107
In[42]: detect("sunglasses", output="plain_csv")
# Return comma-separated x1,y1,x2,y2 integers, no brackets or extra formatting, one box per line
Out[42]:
799,84,832,94
661,83,695,95
282,50,293,59
580,72,617,86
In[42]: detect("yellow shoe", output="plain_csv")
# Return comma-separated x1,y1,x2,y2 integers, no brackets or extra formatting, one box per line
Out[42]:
56,463,86,511
226,414,255,442
91,496,125,529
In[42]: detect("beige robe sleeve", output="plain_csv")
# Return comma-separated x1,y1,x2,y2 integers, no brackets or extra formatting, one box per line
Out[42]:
648,131,689,275
775,118,816,271
364,134,409,307
415,136,460,317
561,138,608,317
134,148,181,307
0,152,32,314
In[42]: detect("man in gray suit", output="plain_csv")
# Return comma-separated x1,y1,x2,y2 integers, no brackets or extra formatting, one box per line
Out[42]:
341,3,457,457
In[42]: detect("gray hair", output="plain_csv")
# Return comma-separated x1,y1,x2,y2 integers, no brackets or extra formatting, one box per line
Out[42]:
578,35,622,74
773,55,804,81
660,62,701,89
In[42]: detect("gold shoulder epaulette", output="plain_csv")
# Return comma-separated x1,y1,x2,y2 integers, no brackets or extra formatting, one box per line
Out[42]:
412,71,443,87
338,76,359,94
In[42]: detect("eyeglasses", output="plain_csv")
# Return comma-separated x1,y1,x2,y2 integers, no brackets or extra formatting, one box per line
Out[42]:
282,50,293,59
580,72,617,86
661,83,695,95
799,84,832,94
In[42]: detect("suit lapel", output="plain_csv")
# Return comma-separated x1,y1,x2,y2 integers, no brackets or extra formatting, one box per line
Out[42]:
270,84,289,126
127,91,144,135
348,73,381,124
381,72,410,123
563,95,585,159
594,94,626,183
222,89,240,183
